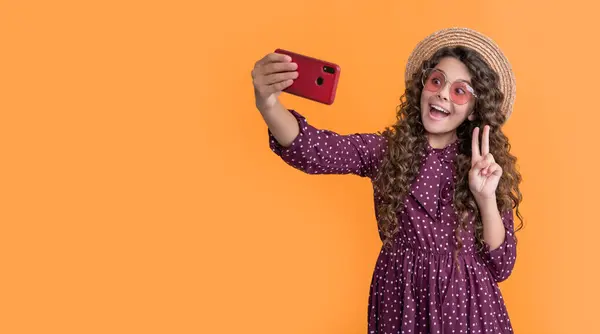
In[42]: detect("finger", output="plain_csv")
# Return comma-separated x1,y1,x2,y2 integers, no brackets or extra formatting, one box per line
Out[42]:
262,61,298,76
471,127,481,163
470,159,488,175
482,125,490,156
483,153,495,164
476,159,491,171
480,153,495,175
488,163,503,176
263,71,298,85
253,70,296,87
257,52,292,67
266,79,294,94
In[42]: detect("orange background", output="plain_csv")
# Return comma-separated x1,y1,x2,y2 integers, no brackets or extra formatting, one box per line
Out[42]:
1,1,598,333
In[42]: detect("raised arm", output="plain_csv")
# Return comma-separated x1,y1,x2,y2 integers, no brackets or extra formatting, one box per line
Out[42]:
252,52,386,178
268,109,386,178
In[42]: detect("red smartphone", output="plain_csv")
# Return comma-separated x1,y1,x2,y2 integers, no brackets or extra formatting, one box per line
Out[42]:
274,48,341,105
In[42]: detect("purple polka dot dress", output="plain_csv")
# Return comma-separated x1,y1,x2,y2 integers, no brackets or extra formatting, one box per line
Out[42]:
269,110,517,334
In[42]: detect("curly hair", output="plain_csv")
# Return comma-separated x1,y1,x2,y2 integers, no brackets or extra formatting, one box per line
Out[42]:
373,46,523,257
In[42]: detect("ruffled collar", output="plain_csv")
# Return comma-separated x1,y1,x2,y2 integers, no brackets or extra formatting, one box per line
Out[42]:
408,140,460,221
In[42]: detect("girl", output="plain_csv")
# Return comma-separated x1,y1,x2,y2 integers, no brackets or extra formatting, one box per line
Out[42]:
251,27,523,334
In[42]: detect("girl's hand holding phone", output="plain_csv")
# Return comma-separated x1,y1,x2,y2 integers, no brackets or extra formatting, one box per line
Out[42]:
251,53,298,113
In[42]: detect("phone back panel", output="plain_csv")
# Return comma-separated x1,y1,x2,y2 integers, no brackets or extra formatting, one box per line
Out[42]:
274,48,341,105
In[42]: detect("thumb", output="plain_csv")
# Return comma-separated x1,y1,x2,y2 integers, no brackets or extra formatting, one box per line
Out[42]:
470,159,487,175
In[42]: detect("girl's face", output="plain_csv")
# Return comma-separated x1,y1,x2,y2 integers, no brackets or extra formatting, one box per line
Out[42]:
420,57,477,146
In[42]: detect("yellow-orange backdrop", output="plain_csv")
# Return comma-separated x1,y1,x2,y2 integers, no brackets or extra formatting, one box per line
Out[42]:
1,1,598,333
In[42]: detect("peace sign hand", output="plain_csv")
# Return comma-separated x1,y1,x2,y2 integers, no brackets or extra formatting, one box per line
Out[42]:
469,125,502,201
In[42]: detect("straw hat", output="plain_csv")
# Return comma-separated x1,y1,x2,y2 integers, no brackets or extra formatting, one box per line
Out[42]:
405,27,516,119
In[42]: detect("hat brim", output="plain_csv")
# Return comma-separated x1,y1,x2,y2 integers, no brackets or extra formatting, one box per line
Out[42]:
405,27,516,120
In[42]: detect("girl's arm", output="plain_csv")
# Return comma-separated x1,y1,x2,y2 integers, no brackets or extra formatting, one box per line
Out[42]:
470,126,517,282
252,52,386,178
478,198,506,250
478,200,517,282
259,100,300,148
266,106,386,179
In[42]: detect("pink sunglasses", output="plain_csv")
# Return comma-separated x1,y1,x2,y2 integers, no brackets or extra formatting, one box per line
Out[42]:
421,68,478,105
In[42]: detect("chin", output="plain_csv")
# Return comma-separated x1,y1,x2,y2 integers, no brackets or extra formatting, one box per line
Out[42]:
421,111,452,134
424,124,452,135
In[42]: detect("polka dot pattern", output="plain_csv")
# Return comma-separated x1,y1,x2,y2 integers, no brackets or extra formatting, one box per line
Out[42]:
269,110,517,333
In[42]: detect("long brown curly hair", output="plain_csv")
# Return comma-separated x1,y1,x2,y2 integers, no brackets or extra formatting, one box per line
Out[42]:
373,46,523,255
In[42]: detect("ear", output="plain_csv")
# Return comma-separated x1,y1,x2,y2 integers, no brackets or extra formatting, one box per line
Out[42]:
467,110,476,121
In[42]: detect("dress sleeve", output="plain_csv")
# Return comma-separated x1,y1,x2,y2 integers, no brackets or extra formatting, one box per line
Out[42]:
479,209,517,282
269,109,387,179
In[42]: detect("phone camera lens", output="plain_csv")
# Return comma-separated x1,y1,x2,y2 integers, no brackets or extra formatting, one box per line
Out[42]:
323,66,335,74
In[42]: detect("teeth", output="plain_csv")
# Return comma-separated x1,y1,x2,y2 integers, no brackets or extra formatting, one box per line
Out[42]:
431,105,449,114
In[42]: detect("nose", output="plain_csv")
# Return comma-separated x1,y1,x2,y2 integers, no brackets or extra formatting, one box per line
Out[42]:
437,82,451,101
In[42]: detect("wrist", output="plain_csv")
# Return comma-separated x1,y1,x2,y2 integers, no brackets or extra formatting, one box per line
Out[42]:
475,195,498,213
257,99,281,116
